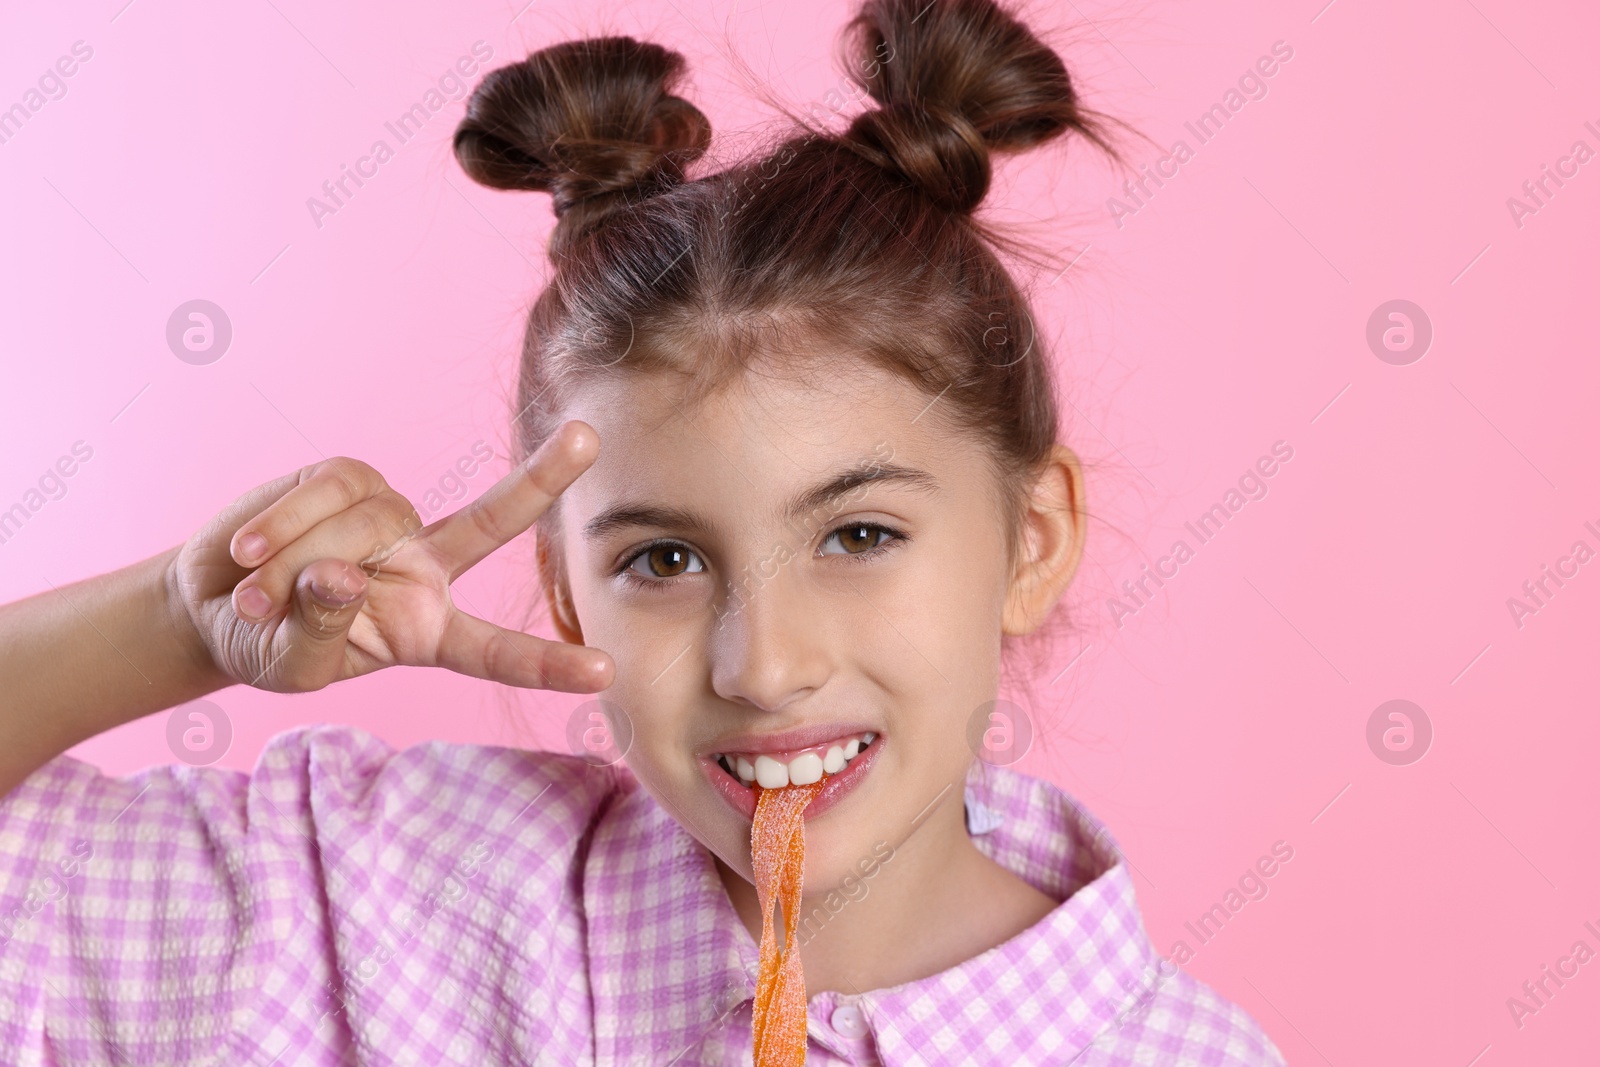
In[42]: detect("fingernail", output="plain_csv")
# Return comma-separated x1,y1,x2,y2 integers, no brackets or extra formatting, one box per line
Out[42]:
311,578,360,606
237,532,268,564
237,585,272,620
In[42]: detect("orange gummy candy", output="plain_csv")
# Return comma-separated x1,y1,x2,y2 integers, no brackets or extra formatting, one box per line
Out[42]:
750,780,826,1067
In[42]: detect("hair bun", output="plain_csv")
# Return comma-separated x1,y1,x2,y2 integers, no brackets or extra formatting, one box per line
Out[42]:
453,37,711,249
839,0,1110,213
846,100,988,213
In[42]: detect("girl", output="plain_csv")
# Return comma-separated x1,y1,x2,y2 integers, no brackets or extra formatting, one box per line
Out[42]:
0,0,1286,1063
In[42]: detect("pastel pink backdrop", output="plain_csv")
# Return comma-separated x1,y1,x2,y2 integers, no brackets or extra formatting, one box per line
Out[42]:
3,0,1597,1061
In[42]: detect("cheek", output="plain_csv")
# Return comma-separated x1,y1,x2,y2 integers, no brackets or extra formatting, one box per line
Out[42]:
566,558,709,682
561,588,699,794
861,524,1010,690
834,536,1008,796
607,674,696,790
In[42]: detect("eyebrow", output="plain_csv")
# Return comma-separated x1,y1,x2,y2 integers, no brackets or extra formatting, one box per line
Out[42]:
581,460,940,542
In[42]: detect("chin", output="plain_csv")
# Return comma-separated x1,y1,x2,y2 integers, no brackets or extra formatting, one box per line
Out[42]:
801,828,898,898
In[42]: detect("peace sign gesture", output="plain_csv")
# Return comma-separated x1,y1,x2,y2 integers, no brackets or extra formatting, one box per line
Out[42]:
168,420,613,695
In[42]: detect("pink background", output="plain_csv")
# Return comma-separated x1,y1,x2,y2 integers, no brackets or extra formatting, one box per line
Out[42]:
3,0,1597,1061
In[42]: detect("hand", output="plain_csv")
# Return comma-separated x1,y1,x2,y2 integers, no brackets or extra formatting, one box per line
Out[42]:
166,420,613,694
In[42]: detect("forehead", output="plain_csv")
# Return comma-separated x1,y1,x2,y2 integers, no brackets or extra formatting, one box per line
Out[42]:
546,357,1010,546
559,360,949,482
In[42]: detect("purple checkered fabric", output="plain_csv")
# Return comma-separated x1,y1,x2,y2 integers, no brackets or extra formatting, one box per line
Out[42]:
0,724,1285,1065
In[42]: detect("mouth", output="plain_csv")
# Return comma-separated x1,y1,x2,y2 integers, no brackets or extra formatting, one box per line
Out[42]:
700,731,883,822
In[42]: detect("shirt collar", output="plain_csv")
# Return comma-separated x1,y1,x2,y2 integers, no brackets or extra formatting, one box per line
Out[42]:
584,763,1165,1066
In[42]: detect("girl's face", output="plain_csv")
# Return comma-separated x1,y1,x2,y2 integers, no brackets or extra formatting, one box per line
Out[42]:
546,359,1028,893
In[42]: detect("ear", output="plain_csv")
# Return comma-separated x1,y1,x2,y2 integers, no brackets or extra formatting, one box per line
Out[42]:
1002,444,1087,636
536,529,586,644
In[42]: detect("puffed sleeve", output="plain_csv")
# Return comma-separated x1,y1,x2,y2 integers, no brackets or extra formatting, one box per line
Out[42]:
0,722,615,1066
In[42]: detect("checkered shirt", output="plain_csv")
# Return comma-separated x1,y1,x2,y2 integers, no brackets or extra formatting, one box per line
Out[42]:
0,724,1286,1065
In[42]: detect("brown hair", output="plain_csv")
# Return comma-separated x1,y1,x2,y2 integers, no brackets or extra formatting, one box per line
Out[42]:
454,0,1122,683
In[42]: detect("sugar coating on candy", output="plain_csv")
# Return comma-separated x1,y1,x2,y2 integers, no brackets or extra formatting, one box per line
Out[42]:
750,780,826,1067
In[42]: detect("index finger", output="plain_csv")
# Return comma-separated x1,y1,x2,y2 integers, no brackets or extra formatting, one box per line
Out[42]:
421,420,598,581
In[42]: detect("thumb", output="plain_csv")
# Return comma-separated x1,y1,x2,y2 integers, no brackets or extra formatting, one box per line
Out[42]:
280,560,369,687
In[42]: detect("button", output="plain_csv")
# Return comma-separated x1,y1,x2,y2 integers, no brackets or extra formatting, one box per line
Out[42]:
829,1002,869,1039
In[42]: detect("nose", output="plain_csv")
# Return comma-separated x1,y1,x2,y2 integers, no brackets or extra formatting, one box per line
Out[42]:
708,566,830,713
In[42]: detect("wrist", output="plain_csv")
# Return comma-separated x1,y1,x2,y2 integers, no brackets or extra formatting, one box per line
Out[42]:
154,544,233,695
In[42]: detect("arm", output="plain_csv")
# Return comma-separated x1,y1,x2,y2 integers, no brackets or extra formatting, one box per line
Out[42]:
0,544,229,799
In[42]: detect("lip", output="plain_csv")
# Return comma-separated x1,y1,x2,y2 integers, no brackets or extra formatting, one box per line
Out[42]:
701,734,884,822
699,722,879,759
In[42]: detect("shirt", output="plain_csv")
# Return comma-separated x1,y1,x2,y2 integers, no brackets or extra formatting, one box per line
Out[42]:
0,724,1287,1066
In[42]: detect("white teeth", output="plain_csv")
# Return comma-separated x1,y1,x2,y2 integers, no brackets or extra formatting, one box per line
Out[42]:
789,752,824,785
723,732,880,789
754,755,790,789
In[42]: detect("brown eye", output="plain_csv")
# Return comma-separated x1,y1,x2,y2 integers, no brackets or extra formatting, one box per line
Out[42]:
626,544,705,580
823,524,891,556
